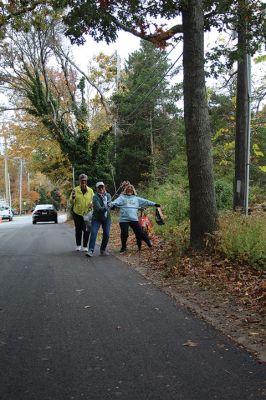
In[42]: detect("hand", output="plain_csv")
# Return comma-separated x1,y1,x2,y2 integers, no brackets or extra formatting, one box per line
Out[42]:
154,204,160,208
72,189,76,199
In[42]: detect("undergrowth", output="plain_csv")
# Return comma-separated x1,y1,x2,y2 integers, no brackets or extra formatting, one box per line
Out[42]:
215,212,266,269
138,182,266,269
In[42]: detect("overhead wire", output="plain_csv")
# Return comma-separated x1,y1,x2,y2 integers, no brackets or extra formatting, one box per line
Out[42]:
119,42,179,101
122,51,183,122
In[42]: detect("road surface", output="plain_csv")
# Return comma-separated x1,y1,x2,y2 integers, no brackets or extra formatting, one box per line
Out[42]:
0,216,264,399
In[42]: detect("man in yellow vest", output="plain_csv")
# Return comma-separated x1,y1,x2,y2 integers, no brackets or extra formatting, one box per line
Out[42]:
69,173,94,251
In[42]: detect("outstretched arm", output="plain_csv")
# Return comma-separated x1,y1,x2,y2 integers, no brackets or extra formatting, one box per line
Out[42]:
138,197,159,208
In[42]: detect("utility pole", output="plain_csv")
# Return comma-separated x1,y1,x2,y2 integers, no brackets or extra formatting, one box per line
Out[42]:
4,134,9,204
19,158,23,215
234,13,251,212
8,173,11,209
244,54,251,215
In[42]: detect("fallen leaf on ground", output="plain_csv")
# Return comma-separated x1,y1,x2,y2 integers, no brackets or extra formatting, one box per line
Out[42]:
182,340,198,347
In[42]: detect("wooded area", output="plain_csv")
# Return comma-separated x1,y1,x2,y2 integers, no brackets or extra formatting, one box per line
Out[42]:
0,0,265,253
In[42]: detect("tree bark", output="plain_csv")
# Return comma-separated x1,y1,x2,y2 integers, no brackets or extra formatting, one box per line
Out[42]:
182,0,217,249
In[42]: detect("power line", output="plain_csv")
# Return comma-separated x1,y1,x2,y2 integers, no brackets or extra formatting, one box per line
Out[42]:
120,43,179,101
124,52,183,121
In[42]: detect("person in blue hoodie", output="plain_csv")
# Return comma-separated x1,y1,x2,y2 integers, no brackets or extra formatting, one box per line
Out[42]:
110,184,160,253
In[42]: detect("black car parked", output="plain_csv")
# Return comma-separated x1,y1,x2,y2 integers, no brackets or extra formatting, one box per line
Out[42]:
32,204,58,224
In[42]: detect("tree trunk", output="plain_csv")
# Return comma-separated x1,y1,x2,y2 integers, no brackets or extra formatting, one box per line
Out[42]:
182,0,217,249
234,10,249,210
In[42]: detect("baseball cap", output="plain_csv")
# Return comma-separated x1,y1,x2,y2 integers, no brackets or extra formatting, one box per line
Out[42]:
96,181,105,188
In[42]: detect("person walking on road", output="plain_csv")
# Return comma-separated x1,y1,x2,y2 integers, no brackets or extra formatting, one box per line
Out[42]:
69,173,94,252
86,182,112,257
110,184,160,253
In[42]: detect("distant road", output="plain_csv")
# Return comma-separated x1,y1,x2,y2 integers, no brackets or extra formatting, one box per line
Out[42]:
0,218,264,400
0,213,67,228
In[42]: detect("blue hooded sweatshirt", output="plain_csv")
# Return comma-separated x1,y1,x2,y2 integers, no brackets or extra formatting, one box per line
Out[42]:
111,194,155,222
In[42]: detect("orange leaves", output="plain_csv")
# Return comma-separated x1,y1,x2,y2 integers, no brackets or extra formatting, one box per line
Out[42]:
111,217,265,316
29,190,40,203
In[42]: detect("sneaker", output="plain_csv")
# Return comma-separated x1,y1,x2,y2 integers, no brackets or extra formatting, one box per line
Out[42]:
119,248,127,254
75,245,81,251
100,250,109,256
86,250,93,257
81,247,88,252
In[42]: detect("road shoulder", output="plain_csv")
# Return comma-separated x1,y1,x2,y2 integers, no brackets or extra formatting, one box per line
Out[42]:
108,237,265,364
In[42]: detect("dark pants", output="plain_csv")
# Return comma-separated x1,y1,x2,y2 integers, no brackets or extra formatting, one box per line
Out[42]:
73,212,90,247
119,221,152,250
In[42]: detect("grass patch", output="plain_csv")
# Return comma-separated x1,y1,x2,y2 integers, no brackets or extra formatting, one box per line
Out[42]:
215,212,266,269
113,183,265,270
141,181,189,226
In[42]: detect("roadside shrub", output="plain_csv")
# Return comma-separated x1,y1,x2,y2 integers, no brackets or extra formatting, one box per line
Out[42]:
249,184,266,204
141,181,189,226
215,179,233,210
216,213,266,269
166,222,190,256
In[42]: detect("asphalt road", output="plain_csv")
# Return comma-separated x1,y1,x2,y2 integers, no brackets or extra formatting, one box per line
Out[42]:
0,216,264,400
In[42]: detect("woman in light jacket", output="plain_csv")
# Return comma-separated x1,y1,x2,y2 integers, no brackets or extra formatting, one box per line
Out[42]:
110,184,160,253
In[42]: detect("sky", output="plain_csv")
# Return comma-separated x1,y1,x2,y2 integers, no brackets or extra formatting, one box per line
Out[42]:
67,28,265,97
0,27,265,128
71,31,141,71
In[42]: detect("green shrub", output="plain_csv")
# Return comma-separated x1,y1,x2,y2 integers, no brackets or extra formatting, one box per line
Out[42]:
141,181,189,226
217,213,266,269
249,185,266,204
215,179,233,210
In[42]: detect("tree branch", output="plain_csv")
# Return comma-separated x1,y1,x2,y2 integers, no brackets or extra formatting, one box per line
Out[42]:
0,106,34,113
0,1,47,28
218,70,238,90
107,13,183,43
55,46,111,115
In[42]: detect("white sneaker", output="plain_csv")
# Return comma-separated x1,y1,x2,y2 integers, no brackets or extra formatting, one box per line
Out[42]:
75,245,81,251
100,250,109,256
81,247,88,252
86,250,93,257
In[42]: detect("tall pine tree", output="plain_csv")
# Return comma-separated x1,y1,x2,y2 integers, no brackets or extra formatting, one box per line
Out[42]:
112,41,182,185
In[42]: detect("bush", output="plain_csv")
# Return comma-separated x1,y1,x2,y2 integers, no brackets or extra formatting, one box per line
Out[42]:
141,181,189,226
249,185,266,204
216,213,266,269
215,179,233,210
